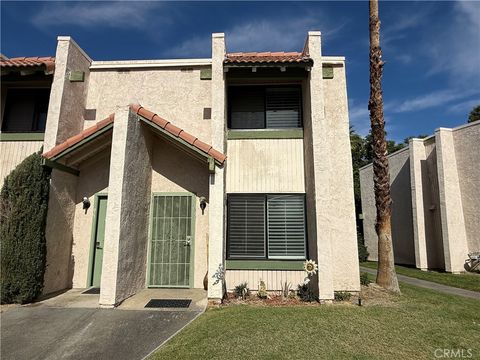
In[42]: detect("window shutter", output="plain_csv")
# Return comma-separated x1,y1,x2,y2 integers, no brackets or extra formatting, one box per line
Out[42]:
228,195,266,258
267,195,306,259
266,87,301,128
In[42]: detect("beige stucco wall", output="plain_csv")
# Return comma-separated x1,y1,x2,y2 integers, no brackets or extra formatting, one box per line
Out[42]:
71,152,110,288
323,62,360,291
100,108,152,306
44,37,91,152
226,138,305,193
453,123,480,253
85,67,212,141
225,270,305,291
43,170,78,294
150,134,210,289
0,141,43,184
360,148,415,265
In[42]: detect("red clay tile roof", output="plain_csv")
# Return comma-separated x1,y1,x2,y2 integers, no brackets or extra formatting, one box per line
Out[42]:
130,104,226,165
1,56,55,75
225,52,311,64
43,114,114,159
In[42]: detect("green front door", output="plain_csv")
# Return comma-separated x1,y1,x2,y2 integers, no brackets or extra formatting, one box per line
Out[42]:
149,194,195,287
90,196,107,287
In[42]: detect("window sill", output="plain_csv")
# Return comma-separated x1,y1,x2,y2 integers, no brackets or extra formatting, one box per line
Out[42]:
0,133,45,141
225,260,305,270
227,129,303,140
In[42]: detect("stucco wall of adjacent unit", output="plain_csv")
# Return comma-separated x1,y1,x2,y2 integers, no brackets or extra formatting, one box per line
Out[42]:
225,270,305,291
0,141,43,184
360,147,415,265
150,135,210,289
226,138,305,193
452,123,480,253
43,170,78,294
422,139,445,269
323,63,360,290
71,152,110,288
85,67,212,141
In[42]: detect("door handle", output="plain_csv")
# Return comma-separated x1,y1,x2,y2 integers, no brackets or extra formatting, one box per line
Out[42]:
184,238,191,247
96,241,102,249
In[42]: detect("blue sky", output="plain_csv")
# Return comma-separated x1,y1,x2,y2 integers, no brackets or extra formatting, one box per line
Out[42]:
1,1,479,142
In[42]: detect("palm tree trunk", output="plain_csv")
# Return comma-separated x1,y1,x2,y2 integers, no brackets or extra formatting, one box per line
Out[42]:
368,0,400,293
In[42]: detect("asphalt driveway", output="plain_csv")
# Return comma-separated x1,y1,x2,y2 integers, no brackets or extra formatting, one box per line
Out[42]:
1,306,201,360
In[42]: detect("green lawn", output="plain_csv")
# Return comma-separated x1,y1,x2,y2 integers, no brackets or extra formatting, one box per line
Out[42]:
361,261,480,292
151,283,479,360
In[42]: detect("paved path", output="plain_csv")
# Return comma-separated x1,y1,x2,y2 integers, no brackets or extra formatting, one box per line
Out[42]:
360,267,480,300
1,306,201,360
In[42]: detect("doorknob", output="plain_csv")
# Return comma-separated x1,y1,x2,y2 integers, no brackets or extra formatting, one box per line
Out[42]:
184,238,191,247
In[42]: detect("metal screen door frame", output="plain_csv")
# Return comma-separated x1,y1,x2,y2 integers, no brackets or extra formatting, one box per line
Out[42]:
146,192,196,288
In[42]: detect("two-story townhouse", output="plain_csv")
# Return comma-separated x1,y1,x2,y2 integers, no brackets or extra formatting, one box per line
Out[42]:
2,32,359,307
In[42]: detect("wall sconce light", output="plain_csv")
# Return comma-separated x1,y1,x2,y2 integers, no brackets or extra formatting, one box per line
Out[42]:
199,197,207,215
82,197,91,214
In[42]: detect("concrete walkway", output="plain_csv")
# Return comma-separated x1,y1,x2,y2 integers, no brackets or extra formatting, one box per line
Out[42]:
1,289,207,360
360,267,480,300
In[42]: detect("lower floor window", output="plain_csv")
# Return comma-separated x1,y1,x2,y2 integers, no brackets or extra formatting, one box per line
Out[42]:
227,194,307,260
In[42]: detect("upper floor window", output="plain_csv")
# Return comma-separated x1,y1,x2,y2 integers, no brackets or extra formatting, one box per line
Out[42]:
228,86,302,129
1,88,50,133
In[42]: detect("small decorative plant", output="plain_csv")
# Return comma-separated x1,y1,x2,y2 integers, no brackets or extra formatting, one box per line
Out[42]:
297,283,316,302
360,272,371,286
280,281,292,299
334,291,352,301
297,259,318,302
234,282,250,300
258,280,268,299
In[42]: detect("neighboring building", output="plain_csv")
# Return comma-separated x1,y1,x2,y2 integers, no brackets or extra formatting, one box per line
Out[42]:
0,56,55,183
1,32,359,307
360,121,480,273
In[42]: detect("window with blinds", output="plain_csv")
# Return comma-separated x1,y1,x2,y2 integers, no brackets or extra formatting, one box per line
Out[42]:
227,194,306,260
227,195,266,258
228,86,302,129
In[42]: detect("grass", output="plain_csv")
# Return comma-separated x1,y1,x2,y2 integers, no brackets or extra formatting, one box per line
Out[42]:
151,282,480,360
361,261,480,292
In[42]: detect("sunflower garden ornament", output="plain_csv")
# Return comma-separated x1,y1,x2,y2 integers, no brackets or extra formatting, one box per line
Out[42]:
303,260,318,276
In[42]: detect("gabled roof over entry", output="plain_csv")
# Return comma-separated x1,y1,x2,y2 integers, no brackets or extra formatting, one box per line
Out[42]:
1,56,55,75
43,114,114,160
130,104,226,165
42,105,226,168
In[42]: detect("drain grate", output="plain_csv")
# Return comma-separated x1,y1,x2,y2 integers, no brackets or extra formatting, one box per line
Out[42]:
82,287,100,295
144,299,192,308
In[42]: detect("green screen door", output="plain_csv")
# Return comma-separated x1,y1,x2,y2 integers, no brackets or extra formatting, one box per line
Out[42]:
149,195,194,287
91,196,107,287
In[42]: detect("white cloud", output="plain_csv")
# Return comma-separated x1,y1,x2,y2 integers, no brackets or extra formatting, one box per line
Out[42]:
391,89,479,113
424,1,480,85
164,13,348,58
32,2,161,29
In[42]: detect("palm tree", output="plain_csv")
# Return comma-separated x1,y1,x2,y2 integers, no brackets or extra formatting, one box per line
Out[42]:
368,0,400,293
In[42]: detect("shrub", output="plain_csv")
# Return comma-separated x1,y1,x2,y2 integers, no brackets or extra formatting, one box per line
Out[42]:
360,272,371,286
1,152,50,304
334,291,352,301
234,282,249,299
357,232,369,262
297,283,316,302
